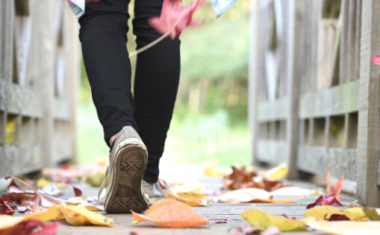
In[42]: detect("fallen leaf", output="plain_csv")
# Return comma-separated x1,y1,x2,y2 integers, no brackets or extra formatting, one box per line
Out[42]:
362,208,380,221
215,188,302,204
173,181,205,194
1,220,60,235
6,176,66,208
307,221,380,235
324,214,350,221
241,209,306,231
0,206,59,232
149,0,205,39
166,189,208,207
234,225,281,235
0,198,14,215
371,56,380,65
304,206,368,221
85,173,106,187
36,178,68,189
131,199,209,228
40,184,61,196
59,203,113,226
306,195,342,209
67,197,104,211
326,168,344,201
202,159,232,177
223,166,292,192
263,164,288,180
272,187,322,196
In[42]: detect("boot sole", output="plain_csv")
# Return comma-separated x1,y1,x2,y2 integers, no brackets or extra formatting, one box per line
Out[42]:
104,144,148,213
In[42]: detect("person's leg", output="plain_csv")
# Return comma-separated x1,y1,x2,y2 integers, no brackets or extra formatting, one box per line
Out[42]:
133,0,181,183
79,0,150,213
79,0,137,147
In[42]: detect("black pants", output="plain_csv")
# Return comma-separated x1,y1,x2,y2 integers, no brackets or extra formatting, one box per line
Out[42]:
79,0,180,183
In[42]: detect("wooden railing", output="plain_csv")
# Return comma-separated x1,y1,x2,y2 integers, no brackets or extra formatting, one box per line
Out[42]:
249,0,380,206
0,0,79,176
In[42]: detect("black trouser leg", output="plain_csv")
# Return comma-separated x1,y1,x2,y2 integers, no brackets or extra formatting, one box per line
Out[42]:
133,0,181,183
79,1,137,146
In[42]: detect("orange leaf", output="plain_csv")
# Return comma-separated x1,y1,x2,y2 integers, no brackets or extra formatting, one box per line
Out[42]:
131,199,209,228
326,169,344,201
251,197,303,204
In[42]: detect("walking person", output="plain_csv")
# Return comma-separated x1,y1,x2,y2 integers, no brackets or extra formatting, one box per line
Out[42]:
75,0,180,213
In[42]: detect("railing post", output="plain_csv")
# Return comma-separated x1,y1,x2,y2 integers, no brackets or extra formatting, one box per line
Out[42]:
357,0,380,207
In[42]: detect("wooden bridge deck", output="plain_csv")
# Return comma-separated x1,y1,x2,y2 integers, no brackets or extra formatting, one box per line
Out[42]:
58,164,355,235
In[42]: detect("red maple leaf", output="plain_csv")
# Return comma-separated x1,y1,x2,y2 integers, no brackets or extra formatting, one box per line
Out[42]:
149,0,205,39
306,194,342,209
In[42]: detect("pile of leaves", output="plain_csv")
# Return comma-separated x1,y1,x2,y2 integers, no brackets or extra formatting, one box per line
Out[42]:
223,166,293,191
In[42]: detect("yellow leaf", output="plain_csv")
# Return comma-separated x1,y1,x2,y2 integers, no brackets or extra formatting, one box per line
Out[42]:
85,173,107,187
0,206,60,230
241,209,306,231
59,202,113,226
307,221,380,235
304,206,368,221
36,178,68,189
202,160,232,177
67,197,104,211
0,216,22,230
173,181,205,194
264,164,288,180
166,189,209,207
215,188,302,204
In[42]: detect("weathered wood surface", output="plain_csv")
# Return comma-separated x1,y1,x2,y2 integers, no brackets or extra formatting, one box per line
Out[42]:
357,0,380,207
57,164,355,235
0,0,79,177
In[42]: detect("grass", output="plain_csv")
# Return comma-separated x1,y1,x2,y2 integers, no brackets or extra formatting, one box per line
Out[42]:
76,102,251,167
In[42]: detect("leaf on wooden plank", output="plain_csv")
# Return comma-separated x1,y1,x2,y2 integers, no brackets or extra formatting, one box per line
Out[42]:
362,208,380,221
272,187,322,196
307,221,380,235
326,168,344,201
166,189,208,207
0,198,14,215
40,184,61,196
149,0,205,39
371,56,380,65
1,220,60,235
304,206,368,221
131,199,209,228
241,209,306,232
223,166,257,190
215,188,302,204
6,176,66,208
282,213,296,220
173,181,205,194
324,214,350,221
306,195,342,209
67,197,104,211
36,178,68,189
85,173,106,187
234,225,281,235
59,203,113,226
0,205,60,234
202,160,231,177
263,164,288,180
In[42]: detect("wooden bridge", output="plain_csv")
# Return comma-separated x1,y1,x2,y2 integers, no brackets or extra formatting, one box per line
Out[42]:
249,0,380,207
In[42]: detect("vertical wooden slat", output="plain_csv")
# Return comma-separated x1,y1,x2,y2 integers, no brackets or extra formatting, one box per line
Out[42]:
357,0,380,207
340,0,350,84
286,0,300,179
249,0,261,165
354,0,362,80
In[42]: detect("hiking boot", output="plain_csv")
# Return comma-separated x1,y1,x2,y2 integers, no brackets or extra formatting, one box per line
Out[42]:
98,126,149,213
142,179,168,205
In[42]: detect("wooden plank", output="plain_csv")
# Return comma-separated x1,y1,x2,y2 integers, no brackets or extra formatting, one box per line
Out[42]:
249,0,261,165
257,97,288,122
357,0,380,206
339,0,350,84
256,140,288,164
354,0,362,80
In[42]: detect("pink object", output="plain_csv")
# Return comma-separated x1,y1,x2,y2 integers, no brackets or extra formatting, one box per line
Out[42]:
371,56,380,65
149,0,205,39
